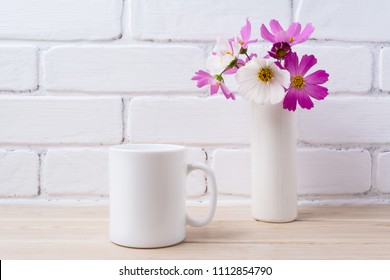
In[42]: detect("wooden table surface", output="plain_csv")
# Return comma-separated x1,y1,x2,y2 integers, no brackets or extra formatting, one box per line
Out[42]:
0,205,390,259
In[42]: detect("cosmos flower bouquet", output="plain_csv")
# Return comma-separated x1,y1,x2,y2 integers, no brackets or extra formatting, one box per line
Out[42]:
192,19,329,111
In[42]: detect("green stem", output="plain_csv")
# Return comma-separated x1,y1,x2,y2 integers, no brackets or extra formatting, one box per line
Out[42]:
219,57,238,76
220,67,229,75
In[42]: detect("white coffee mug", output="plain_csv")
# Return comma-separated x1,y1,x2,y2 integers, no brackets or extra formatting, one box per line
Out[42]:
109,144,217,248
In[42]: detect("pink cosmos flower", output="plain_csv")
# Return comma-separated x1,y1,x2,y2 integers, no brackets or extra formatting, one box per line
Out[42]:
283,52,329,111
192,70,236,100
236,18,258,49
261,19,314,45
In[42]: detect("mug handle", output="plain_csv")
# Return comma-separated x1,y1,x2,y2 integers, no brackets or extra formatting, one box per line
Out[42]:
185,163,217,227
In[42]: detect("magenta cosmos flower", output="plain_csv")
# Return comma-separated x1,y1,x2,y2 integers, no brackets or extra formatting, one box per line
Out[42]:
192,70,236,100
283,52,329,111
261,19,314,45
236,18,258,49
268,42,291,60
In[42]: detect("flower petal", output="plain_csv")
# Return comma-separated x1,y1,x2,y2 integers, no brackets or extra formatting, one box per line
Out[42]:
238,79,260,102
210,84,219,94
236,63,258,83
298,54,317,76
236,75,258,85
192,70,211,79
231,41,242,57
236,67,260,99
206,55,223,74
275,31,290,43
283,88,298,111
305,70,329,85
304,84,328,100
266,52,275,59
255,82,267,104
196,78,210,88
246,53,257,62
270,19,284,34
297,90,314,110
293,23,314,44
214,37,231,55
247,39,258,44
260,24,276,43
258,57,270,68
284,52,299,76
272,66,290,88
224,67,238,75
240,18,251,42
192,70,214,88
287,22,302,37
220,83,235,100
239,77,259,92
274,60,283,69
236,63,265,102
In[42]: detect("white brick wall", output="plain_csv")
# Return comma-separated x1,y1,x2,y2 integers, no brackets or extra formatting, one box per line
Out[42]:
0,0,122,40
131,0,291,41
373,152,390,193
296,0,390,42
297,149,371,195
0,97,122,145
212,149,251,195
128,96,250,145
0,46,37,91
43,149,109,196
379,48,390,91
296,46,372,93
0,151,39,197
43,46,205,92
1,0,389,203
298,97,390,144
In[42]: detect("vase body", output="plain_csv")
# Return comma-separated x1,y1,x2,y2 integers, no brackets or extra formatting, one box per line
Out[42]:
251,102,297,223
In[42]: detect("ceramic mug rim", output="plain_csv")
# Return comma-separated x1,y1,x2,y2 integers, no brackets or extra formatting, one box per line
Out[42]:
109,143,186,153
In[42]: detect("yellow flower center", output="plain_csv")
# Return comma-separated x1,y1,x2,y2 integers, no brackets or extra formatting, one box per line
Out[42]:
257,67,273,83
292,75,305,88
276,49,286,59
290,37,294,43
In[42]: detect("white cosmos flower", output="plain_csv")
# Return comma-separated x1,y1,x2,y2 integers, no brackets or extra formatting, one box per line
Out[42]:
207,37,241,74
236,58,290,104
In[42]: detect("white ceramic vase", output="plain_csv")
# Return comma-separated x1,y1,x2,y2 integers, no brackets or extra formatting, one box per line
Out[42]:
251,102,297,223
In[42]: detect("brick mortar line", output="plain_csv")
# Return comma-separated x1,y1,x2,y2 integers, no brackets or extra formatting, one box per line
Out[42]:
122,97,131,143
37,149,47,198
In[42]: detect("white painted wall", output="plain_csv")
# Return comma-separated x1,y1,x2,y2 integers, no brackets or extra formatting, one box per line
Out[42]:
0,0,389,203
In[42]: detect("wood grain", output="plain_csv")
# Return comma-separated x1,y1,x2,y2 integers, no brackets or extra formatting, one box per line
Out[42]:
0,205,389,259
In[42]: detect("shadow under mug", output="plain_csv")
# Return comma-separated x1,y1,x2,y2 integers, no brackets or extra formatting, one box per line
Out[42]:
109,144,217,248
